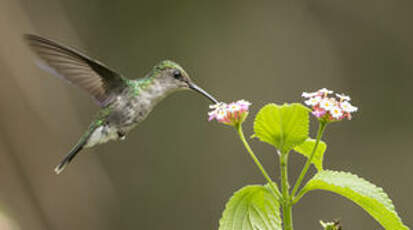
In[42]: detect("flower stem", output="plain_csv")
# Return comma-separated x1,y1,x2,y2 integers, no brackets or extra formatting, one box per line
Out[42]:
291,121,327,199
292,188,306,205
280,151,293,230
236,124,282,201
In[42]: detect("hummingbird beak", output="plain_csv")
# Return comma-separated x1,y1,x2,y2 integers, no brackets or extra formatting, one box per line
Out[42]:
188,82,219,104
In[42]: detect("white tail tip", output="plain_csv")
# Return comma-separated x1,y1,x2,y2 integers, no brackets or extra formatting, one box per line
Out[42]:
54,164,66,175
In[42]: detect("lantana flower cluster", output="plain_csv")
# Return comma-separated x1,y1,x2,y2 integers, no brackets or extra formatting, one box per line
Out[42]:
208,100,251,126
302,88,358,121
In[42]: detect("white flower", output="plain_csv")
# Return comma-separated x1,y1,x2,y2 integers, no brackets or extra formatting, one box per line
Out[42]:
209,102,226,109
303,88,358,121
215,108,228,120
319,98,336,110
237,99,251,105
304,96,322,106
208,99,251,126
336,93,351,101
302,91,318,98
236,99,251,111
227,102,241,113
318,88,333,95
340,101,358,113
330,106,343,119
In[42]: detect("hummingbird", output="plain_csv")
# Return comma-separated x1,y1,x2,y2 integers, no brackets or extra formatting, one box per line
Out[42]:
24,34,218,174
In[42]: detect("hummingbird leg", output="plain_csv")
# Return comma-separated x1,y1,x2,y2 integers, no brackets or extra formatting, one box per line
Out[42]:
117,130,126,140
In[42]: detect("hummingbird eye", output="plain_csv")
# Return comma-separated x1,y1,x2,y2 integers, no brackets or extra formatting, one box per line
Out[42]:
173,70,182,79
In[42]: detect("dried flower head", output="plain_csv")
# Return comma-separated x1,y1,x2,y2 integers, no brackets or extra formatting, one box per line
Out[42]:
302,88,358,122
208,100,251,126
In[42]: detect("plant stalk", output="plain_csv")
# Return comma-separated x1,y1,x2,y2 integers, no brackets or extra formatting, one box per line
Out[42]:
280,151,293,230
291,121,327,199
236,124,282,201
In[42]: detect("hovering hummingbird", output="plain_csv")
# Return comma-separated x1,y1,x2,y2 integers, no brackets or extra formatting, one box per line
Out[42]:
24,34,218,174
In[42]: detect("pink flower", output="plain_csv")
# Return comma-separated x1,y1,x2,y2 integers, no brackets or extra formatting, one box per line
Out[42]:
312,108,327,118
208,99,251,126
237,99,251,112
208,103,228,122
302,89,358,122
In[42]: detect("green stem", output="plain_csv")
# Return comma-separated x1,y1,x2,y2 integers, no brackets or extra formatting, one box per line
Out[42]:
236,124,282,201
280,151,293,230
291,121,327,199
292,188,306,205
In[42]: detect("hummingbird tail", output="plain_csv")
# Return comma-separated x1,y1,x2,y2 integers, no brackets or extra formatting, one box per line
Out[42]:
54,139,86,175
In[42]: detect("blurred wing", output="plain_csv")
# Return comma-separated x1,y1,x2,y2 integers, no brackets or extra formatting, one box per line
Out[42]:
24,34,127,106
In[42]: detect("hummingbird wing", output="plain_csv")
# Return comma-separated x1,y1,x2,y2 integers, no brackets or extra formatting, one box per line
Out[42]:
24,34,128,106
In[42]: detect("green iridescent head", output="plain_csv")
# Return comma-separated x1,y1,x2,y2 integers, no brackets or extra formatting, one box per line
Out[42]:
154,60,187,74
149,60,218,104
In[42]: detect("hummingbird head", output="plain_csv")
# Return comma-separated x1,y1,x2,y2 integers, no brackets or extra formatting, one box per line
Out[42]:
152,60,218,103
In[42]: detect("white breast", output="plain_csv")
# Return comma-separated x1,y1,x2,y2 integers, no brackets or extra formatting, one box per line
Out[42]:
85,126,119,148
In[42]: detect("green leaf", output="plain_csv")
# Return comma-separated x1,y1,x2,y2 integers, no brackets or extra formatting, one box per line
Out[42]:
219,185,282,230
293,138,327,171
301,170,409,230
253,103,309,152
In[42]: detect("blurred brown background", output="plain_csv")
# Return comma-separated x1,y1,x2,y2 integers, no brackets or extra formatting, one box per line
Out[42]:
0,0,412,229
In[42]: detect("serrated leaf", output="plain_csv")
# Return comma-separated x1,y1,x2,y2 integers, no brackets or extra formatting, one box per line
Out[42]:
301,170,409,230
219,185,282,230
253,103,309,153
293,138,327,171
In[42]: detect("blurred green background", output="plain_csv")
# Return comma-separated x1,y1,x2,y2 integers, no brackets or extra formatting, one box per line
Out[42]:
0,0,412,229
